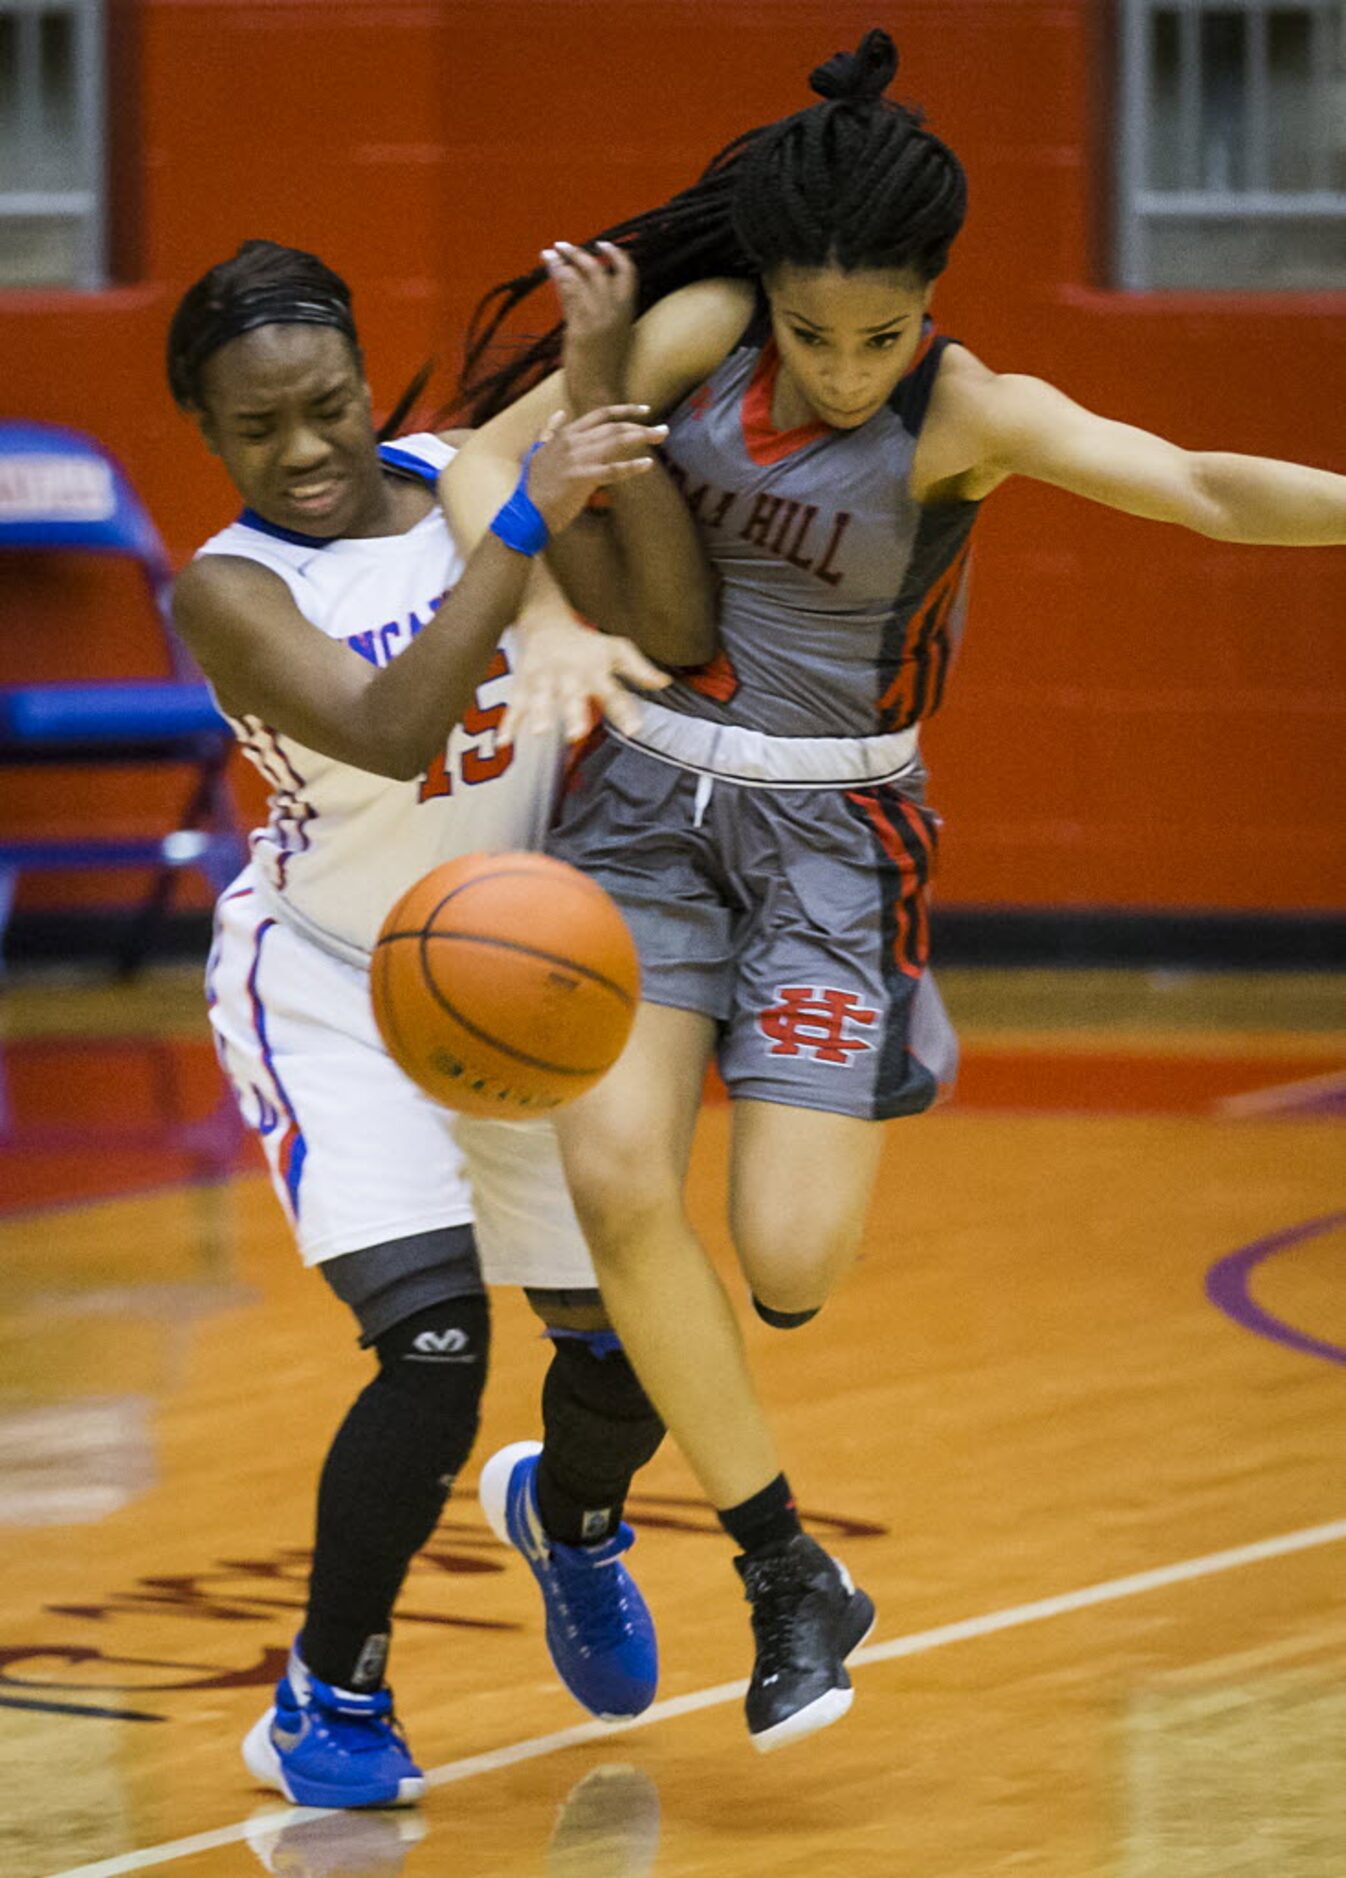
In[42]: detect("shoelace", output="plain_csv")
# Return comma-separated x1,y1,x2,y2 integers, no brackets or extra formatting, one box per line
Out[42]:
741,1552,812,1680
324,1687,393,1720
551,1550,632,1654
307,1687,410,1758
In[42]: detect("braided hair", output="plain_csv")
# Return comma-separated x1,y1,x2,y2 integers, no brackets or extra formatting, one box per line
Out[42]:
167,239,362,412
457,29,966,423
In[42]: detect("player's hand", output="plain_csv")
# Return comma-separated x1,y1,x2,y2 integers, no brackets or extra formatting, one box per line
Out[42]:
544,239,638,415
525,404,667,537
502,613,670,745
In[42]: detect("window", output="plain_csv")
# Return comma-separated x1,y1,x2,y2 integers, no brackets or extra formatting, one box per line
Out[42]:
1116,1,1346,289
0,0,105,289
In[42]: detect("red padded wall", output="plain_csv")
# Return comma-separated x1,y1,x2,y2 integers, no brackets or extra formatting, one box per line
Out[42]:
1,0,1342,913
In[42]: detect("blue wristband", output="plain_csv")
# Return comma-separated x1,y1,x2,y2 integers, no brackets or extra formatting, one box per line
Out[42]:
489,441,550,557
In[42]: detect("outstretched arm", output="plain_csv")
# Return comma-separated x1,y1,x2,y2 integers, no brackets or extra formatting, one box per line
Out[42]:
173,407,664,779
931,353,1346,545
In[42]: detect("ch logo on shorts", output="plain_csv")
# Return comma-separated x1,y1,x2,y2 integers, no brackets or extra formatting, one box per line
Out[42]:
759,987,877,1064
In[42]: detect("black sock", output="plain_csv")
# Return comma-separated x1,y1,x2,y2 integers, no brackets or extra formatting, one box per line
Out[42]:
535,1332,665,1546
717,1473,803,1556
300,1294,489,1689
751,1295,821,1329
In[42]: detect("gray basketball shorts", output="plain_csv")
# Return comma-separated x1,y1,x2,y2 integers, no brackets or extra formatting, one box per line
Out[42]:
548,733,958,1121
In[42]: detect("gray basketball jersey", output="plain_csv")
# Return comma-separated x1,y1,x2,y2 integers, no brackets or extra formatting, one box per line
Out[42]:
659,323,978,739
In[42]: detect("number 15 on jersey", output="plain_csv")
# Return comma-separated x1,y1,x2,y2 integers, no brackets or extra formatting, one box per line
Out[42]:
417,648,514,802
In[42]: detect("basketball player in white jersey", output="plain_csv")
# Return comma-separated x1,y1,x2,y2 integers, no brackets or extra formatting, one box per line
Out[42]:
166,239,715,1809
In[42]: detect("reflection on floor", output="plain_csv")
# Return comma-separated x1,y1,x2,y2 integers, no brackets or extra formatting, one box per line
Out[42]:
238,1760,660,1877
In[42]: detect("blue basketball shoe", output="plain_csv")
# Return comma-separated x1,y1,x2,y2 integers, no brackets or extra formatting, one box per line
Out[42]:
479,1440,657,1722
241,1646,425,1808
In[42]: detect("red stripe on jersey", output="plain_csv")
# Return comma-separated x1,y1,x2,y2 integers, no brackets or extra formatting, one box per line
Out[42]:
559,720,606,799
685,647,740,703
876,536,972,732
740,342,830,466
741,328,942,469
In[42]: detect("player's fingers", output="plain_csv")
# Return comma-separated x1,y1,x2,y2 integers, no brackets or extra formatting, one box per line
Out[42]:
550,665,585,721
550,247,600,315
596,240,635,283
554,239,603,281
568,701,600,744
568,403,654,433
589,421,666,455
508,674,555,737
544,241,588,277
599,456,657,480
535,409,568,448
517,683,553,738
540,249,582,308
563,689,593,743
595,676,645,735
566,428,665,474
525,676,581,741
608,636,671,692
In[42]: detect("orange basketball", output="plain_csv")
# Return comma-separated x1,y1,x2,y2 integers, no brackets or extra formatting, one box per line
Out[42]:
370,852,640,1118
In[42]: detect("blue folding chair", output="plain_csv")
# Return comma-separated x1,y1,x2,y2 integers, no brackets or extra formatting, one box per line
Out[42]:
0,420,247,971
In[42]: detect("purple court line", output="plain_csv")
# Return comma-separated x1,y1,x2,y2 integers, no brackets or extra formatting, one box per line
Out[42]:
1216,1069,1346,1120
1206,1213,1346,1367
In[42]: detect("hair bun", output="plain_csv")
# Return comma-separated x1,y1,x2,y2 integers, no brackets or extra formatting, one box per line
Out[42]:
809,27,898,103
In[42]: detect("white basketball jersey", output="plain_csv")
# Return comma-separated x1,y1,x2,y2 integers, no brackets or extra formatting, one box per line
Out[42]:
196,433,563,961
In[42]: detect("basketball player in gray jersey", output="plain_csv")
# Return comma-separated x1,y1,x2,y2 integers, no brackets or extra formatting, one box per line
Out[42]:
448,29,1346,1753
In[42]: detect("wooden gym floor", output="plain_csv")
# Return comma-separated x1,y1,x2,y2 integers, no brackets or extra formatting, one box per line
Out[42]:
0,962,1343,1877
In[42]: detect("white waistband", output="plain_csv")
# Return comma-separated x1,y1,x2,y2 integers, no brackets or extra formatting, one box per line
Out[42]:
608,697,920,789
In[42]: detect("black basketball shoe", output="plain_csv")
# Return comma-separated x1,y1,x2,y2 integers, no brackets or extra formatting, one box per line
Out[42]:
734,1533,876,1752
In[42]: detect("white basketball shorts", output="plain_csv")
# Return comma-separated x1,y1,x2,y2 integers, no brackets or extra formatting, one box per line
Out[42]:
205,873,598,1288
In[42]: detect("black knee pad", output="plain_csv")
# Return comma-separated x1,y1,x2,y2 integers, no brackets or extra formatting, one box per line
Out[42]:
369,1294,492,1481
751,1294,821,1330
541,1328,665,1504
304,1292,491,1688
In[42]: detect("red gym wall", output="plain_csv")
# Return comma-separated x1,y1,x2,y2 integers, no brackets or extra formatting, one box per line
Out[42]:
2,0,1343,915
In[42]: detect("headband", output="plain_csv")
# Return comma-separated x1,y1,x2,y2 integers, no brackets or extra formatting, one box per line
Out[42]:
178,285,357,396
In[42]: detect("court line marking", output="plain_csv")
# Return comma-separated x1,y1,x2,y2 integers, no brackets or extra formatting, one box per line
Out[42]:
44,1511,1346,1878
1206,1213,1346,1369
